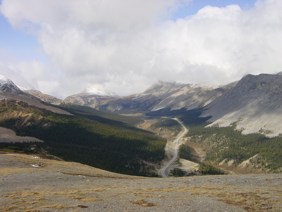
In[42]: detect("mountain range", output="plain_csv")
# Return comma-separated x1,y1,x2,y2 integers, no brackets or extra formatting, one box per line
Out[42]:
22,72,281,137
1,72,282,174
0,74,70,115
0,74,166,176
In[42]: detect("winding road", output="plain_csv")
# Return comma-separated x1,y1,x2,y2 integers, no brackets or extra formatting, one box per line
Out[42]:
159,118,188,177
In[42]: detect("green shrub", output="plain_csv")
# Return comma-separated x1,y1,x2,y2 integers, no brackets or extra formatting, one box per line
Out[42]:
189,126,282,171
198,163,225,175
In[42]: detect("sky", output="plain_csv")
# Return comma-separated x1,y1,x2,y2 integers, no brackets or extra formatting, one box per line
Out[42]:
0,0,282,97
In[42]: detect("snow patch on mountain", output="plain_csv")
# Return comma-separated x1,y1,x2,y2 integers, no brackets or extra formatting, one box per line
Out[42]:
85,86,117,97
0,74,8,81
140,81,184,97
0,74,22,94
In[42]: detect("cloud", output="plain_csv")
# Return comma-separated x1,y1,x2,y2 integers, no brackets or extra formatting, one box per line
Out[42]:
1,0,282,97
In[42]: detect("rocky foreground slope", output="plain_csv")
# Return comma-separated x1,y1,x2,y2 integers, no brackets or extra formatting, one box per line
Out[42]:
1,153,281,211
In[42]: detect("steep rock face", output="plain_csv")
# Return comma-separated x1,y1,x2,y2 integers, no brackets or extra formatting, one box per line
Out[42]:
204,73,282,137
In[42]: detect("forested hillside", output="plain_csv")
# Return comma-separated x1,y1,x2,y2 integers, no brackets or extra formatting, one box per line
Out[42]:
0,99,166,176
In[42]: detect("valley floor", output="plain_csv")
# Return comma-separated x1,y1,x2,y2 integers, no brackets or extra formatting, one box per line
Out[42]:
1,153,282,211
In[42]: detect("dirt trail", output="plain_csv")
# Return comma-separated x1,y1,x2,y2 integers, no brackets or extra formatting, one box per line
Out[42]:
159,118,188,177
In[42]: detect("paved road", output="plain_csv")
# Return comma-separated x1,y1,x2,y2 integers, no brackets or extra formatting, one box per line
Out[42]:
159,118,188,177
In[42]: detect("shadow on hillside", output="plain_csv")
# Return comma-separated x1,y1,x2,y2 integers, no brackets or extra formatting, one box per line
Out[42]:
146,108,211,127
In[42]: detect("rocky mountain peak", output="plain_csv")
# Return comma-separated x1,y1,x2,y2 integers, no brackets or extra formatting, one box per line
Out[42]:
236,73,282,94
0,74,22,94
143,81,185,97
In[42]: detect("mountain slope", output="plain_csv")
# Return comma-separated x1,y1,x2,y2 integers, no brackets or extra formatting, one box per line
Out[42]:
0,75,69,115
25,89,63,105
0,99,165,176
151,84,226,111
0,74,166,176
64,81,228,113
64,92,116,109
204,73,282,137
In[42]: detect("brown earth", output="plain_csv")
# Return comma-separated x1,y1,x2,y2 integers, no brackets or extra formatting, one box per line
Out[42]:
1,153,281,211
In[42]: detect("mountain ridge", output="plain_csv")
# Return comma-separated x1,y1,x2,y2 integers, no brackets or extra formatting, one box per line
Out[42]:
2,72,282,137
1,73,281,174
0,74,22,95
204,73,282,137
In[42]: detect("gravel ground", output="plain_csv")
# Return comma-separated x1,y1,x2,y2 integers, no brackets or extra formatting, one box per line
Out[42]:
0,153,281,211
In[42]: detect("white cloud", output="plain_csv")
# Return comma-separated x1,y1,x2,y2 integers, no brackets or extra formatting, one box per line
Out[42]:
0,59,62,95
1,0,282,97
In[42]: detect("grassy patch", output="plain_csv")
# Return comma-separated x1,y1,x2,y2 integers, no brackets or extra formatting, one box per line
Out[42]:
131,199,157,207
189,126,282,171
179,144,195,161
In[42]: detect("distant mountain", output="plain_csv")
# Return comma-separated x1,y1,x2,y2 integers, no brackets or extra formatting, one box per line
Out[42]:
0,74,22,95
25,89,63,105
3,72,282,138
1,73,281,174
0,74,69,115
150,83,227,111
63,92,117,109
64,81,229,113
0,74,166,176
132,81,229,112
91,82,186,112
204,73,282,137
